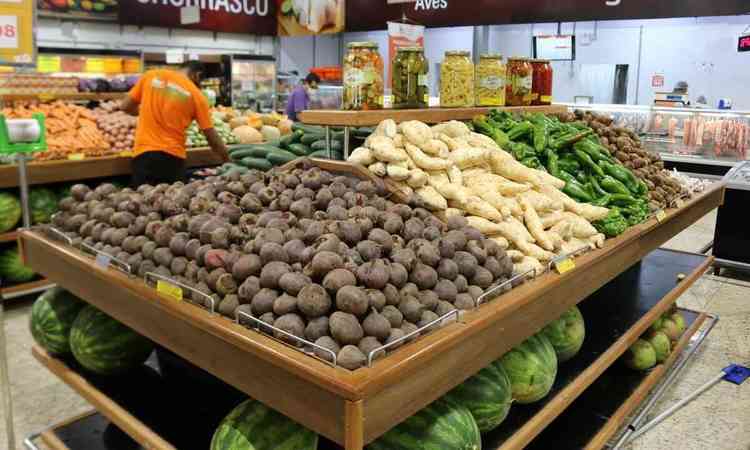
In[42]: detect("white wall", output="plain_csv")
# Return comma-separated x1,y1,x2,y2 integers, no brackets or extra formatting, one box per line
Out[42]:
37,18,275,55
279,34,342,76
488,16,750,109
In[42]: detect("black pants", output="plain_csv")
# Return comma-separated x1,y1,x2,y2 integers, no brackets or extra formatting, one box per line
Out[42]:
131,151,186,187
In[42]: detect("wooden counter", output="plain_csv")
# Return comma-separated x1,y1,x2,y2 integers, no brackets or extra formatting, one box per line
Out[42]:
299,105,567,127
0,148,223,189
18,182,724,449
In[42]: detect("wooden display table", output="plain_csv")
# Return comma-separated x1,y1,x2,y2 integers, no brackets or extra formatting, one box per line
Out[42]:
18,183,724,450
0,148,222,189
25,249,712,450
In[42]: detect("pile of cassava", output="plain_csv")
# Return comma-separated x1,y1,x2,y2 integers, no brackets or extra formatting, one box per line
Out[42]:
50,162,514,370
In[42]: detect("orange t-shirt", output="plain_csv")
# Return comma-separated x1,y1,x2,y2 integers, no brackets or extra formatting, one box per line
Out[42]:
129,69,212,159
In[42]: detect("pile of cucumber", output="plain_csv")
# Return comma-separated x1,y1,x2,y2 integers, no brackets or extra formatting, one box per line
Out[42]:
216,124,374,176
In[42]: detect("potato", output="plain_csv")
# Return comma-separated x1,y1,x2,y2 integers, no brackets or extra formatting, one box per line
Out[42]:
385,328,406,349
336,285,369,317
338,345,366,370
313,336,340,362
278,272,311,296
358,336,385,361
362,310,391,341
251,288,278,315
273,294,298,316
273,313,305,344
329,311,364,345
398,296,423,323
305,316,330,342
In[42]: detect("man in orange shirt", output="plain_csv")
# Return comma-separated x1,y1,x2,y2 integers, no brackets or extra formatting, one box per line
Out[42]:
121,61,229,186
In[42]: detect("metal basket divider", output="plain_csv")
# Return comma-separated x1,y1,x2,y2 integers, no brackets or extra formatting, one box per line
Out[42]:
42,225,73,246
547,245,592,272
367,309,461,368
475,268,534,307
144,272,216,314
78,241,132,276
234,310,338,368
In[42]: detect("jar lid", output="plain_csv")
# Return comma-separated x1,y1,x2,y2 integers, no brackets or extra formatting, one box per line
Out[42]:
445,50,470,57
480,53,503,60
348,41,378,49
508,57,529,61
529,59,549,63
397,46,424,52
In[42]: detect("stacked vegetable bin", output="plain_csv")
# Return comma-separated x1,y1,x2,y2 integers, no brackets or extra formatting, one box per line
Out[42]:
19,105,724,450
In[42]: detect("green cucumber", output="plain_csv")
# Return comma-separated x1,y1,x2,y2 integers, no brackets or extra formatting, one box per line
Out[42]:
266,150,298,166
292,123,326,135
279,133,296,149
239,157,273,171
287,143,311,156
300,133,326,146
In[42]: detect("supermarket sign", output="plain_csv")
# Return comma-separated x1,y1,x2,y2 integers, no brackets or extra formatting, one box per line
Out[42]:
350,0,750,31
118,0,277,34
0,0,34,66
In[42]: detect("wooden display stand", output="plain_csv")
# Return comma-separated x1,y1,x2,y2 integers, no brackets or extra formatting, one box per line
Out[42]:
18,182,724,450
24,249,713,450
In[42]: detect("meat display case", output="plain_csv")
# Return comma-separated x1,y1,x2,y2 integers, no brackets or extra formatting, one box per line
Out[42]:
561,103,750,177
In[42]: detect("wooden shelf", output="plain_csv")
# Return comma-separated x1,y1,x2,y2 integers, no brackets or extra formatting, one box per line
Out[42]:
0,92,126,102
28,249,709,450
0,230,18,243
1,278,54,299
0,148,222,189
483,249,710,449
18,183,724,450
299,105,567,126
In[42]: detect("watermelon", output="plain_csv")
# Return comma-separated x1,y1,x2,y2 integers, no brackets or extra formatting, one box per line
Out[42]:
444,361,512,433
0,191,21,233
0,246,35,283
499,333,558,404
70,305,154,375
366,397,481,450
541,306,586,363
28,187,58,224
624,339,656,371
210,398,318,450
30,287,87,355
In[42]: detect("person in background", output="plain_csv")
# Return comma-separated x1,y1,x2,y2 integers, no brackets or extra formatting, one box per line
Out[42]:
121,61,230,187
285,73,321,122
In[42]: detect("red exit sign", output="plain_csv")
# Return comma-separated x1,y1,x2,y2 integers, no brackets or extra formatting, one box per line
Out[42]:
739,35,750,52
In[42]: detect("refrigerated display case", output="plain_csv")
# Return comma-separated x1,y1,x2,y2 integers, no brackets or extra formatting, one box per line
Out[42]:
276,72,299,113
308,84,343,110
230,55,276,113
562,103,750,176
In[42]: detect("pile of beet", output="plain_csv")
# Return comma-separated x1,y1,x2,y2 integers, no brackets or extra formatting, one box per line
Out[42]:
51,162,514,369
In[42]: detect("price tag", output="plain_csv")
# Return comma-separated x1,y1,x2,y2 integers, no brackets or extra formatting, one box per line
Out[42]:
157,280,183,301
37,55,60,73
0,15,18,49
655,210,667,222
554,258,576,274
67,153,85,160
37,93,55,102
85,58,104,73
95,253,111,269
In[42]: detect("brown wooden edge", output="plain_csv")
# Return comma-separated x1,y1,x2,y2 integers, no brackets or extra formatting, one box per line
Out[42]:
496,257,713,450
0,230,18,243
299,105,568,127
32,345,177,450
345,400,365,450
583,311,710,450
0,278,54,297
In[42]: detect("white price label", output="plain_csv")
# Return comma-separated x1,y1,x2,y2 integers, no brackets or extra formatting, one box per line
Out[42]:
95,253,111,269
0,15,18,49
166,49,184,64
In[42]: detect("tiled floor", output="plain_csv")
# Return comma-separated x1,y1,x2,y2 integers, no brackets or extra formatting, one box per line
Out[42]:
1,209,748,450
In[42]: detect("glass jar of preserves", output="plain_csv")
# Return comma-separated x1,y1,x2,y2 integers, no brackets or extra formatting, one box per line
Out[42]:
343,42,384,110
475,53,506,106
440,51,474,108
530,59,553,106
506,57,533,106
392,47,429,109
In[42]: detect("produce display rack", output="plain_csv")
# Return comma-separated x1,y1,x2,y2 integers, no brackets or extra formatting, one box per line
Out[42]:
0,148,223,189
299,105,568,159
22,248,714,450
17,178,725,450
0,231,55,299
0,93,127,103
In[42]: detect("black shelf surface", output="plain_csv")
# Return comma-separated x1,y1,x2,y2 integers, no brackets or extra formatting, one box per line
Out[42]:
482,248,705,448
39,249,706,450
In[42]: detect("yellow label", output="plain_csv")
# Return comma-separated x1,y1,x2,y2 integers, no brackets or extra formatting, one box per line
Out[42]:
157,280,183,301
554,258,576,274
37,93,55,102
655,210,667,222
103,58,122,74
119,150,133,157
37,55,61,73
540,95,552,103
85,57,104,73
67,153,85,160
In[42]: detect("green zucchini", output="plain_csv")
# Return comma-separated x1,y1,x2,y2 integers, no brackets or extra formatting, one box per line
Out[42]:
266,150,298,166
291,123,326,135
239,157,273,171
287,143,311,156
223,166,249,176
310,140,343,151
279,133,296,149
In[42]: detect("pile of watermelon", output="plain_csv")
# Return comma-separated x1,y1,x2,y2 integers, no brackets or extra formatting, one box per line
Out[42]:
0,191,21,233
0,245,35,283
208,307,587,449
29,288,154,375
